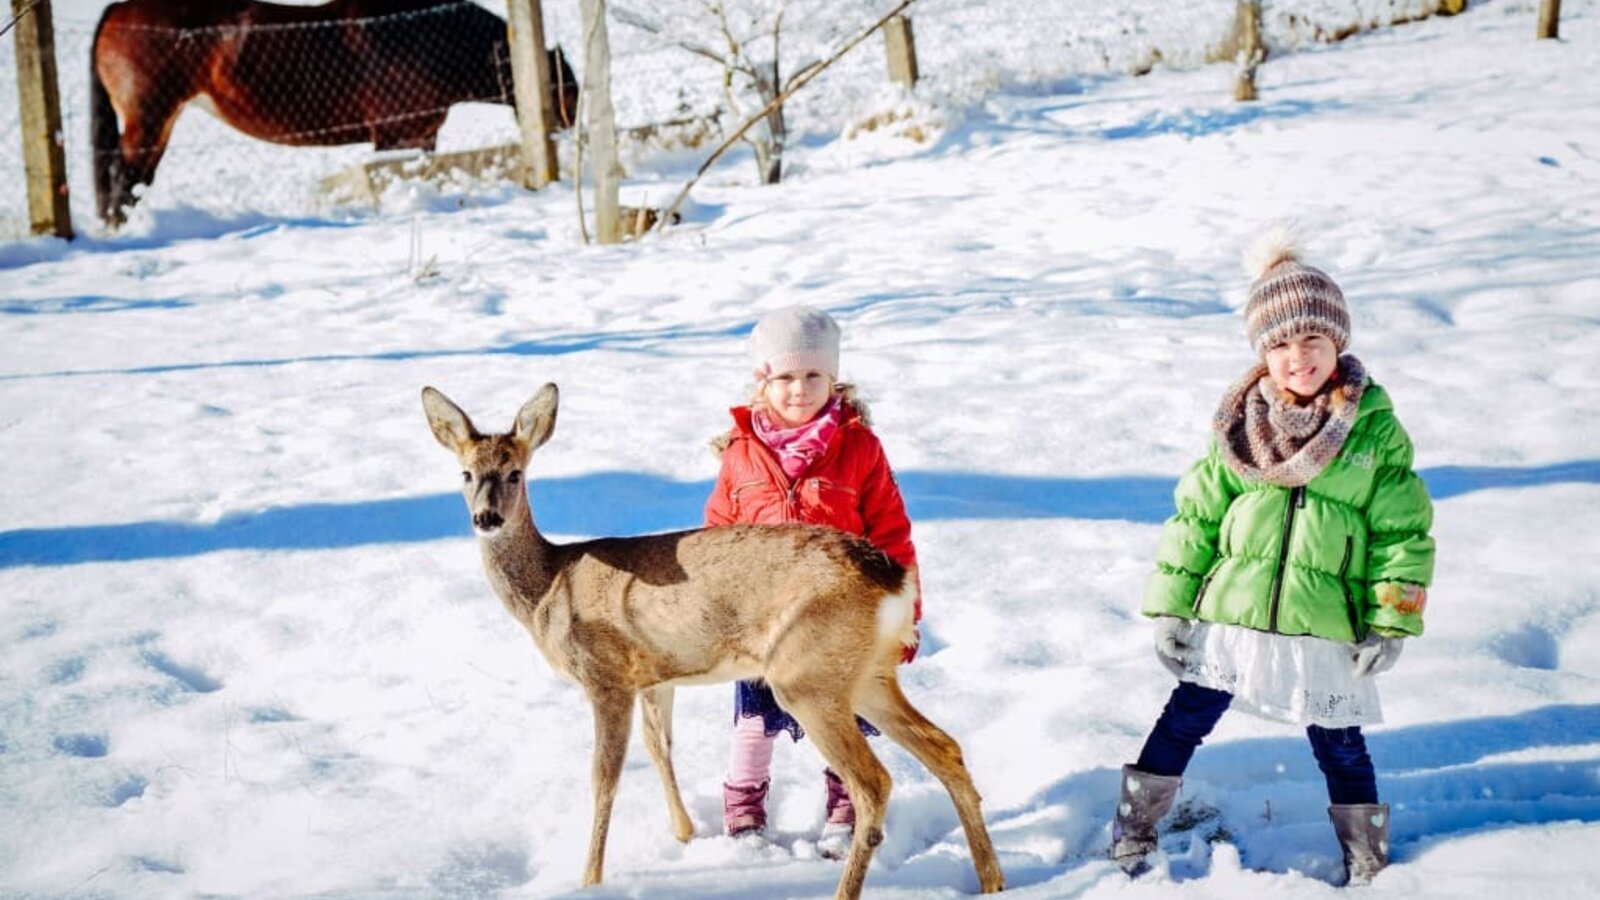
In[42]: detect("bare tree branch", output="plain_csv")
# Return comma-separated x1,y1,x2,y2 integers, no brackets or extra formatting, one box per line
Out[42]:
654,0,926,234
612,1,752,73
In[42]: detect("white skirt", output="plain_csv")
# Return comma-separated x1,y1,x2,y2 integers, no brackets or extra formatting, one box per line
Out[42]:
1177,622,1383,728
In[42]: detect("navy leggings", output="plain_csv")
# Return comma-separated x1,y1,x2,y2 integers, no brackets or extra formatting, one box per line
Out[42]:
1135,681,1379,805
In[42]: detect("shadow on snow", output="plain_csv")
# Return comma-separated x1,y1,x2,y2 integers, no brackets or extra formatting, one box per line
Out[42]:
1,461,1596,568
995,703,1600,890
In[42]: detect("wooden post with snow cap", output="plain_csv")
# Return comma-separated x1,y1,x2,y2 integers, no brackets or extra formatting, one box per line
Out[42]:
1537,0,1561,40
506,0,559,189
1231,1,1265,103
11,0,72,238
884,15,918,88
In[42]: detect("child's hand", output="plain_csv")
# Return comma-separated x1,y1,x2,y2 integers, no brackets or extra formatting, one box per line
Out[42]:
1352,634,1405,677
1152,616,1195,678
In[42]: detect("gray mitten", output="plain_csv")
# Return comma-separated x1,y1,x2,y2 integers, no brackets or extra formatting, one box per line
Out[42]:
1351,634,1404,678
1152,616,1194,678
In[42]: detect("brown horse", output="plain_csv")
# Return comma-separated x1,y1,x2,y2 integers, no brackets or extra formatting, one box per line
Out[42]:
91,0,579,225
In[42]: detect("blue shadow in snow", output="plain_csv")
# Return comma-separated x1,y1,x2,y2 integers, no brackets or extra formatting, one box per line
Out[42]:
2,319,754,382
1,461,1596,569
1098,98,1330,141
997,703,1600,892
1,295,193,315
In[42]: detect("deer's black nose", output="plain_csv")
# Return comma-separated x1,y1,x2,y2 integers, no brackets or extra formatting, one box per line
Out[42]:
473,511,504,532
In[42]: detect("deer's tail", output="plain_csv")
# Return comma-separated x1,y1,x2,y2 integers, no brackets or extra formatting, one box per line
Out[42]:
876,567,918,653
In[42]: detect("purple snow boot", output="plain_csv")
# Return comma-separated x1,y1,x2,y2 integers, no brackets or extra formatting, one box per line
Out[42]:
723,780,770,837
818,769,856,859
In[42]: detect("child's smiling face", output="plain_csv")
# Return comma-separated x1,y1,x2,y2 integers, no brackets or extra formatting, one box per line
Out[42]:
1265,332,1339,399
761,368,833,426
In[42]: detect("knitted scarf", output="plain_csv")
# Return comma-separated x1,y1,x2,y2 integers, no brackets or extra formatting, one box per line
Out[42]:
753,396,843,480
1214,354,1367,487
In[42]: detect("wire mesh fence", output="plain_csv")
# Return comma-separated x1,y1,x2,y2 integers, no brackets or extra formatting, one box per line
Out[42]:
3,0,1476,238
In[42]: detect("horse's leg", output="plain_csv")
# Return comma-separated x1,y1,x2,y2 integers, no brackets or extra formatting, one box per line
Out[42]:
90,51,126,225
98,71,191,224
639,685,695,842
854,674,1005,893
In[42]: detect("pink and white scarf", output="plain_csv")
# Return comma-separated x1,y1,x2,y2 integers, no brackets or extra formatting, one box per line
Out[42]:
752,397,843,480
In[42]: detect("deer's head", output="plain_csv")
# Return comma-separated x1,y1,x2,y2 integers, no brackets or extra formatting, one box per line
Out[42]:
422,384,558,535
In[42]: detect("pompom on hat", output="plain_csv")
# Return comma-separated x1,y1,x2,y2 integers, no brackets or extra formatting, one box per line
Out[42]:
749,305,841,380
1242,226,1350,355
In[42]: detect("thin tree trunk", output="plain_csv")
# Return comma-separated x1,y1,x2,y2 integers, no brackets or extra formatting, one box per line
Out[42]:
579,0,620,244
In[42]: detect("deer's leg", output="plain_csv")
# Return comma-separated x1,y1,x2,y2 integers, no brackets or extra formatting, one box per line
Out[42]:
582,686,634,887
639,685,694,842
777,688,889,900
856,675,1005,893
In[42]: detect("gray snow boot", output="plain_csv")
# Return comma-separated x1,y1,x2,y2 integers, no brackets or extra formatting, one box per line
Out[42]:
1111,764,1182,875
1329,803,1390,886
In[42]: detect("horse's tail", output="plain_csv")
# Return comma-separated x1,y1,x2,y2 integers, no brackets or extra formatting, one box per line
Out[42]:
90,12,121,223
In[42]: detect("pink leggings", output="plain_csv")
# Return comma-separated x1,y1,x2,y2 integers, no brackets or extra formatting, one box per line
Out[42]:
727,714,777,787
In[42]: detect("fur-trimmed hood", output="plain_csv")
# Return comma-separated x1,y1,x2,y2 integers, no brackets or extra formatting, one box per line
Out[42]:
710,383,872,457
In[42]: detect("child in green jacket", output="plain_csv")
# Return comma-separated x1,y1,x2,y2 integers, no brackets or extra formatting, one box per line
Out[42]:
1112,229,1436,885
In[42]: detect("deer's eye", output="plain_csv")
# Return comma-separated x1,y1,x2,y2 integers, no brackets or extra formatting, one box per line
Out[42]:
461,471,472,483
507,471,522,484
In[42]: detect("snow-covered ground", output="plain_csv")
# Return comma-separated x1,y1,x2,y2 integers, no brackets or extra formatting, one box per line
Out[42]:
3,1,1599,898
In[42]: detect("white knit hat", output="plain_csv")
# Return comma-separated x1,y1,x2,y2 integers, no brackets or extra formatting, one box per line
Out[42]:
749,305,841,379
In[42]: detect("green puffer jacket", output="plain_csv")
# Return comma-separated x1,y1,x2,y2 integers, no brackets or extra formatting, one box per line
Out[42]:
1143,381,1435,641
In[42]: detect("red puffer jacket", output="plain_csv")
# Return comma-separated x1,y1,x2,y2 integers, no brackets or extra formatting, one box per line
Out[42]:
704,393,921,627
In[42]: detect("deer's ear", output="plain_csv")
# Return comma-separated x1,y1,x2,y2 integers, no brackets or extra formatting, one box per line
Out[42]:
514,383,559,452
422,387,477,451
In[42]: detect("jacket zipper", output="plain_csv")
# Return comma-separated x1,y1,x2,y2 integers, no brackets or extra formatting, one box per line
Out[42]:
1191,570,1215,616
1337,534,1364,641
751,416,850,524
1266,486,1306,634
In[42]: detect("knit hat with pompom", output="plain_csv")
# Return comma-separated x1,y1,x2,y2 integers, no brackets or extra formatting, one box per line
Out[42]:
1242,227,1350,355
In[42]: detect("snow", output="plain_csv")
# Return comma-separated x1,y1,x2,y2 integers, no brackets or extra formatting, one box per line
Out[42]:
3,1,1599,898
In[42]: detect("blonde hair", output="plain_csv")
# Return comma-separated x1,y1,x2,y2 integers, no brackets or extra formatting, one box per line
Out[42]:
746,381,870,425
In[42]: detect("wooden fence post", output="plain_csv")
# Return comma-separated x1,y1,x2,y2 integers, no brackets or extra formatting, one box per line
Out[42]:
579,0,620,244
1537,0,1561,39
1232,0,1265,103
506,0,558,188
11,0,72,239
884,14,918,88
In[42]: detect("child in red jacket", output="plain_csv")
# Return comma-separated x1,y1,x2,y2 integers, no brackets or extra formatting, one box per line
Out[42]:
705,305,921,855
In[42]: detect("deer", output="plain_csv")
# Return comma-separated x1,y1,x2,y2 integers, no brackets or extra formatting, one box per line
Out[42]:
421,383,1006,900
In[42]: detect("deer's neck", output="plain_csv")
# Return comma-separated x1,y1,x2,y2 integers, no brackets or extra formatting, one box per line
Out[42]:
477,503,559,626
